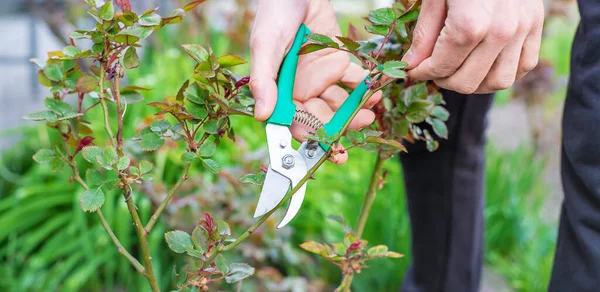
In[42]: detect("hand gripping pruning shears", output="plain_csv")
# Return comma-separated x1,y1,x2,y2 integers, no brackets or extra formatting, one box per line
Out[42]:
254,24,370,228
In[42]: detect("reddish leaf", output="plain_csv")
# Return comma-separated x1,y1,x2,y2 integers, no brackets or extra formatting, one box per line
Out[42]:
298,44,328,55
183,0,207,11
235,76,250,88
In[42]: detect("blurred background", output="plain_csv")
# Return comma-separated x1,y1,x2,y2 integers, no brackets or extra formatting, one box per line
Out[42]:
0,0,579,291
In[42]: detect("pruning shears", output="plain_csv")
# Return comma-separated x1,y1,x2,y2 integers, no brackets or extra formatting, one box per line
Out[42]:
254,24,370,228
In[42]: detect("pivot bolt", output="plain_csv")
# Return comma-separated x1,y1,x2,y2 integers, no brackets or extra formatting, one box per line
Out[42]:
282,154,295,169
306,149,316,158
279,140,288,148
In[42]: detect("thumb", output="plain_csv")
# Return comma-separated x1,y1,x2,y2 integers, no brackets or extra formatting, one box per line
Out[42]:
401,0,446,69
249,35,283,121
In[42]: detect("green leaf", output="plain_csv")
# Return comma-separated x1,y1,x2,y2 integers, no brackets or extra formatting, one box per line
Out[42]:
129,166,140,176
216,220,231,236
45,98,72,115
44,64,64,82
181,152,199,163
150,119,171,133
99,1,115,20
225,263,255,284
201,158,220,174
165,230,193,253
365,25,390,36
182,44,209,63
431,106,450,121
117,26,153,41
428,92,444,105
385,251,404,258
123,47,139,69
383,60,407,70
406,100,433,123
185,83,209,104
217,55,247,68
139,160,153,174
346,129,366,144
185,100,207,119
86,169,119,189
117,156,130,170
141,133,164,151
365,136,407,152
139,13,161,26
103,147,118,166
367,245,388,256
336,36,360,51
23,110,56,121
239,173,266,185
215,254,229,274
62,46,79,57
397,10,419,23
431,118,448,139
192,226,208,251
382,67,406,79
80,188,105,212
369,8,396,25
82,146,103,164
76,75,98,93
186,247,205,259
332,242,347,255
50,157,66,173
403,83,428,105
299,44,328,55
203,120,218,134
300,241,326,255
394,118,409,138
33,149,55,164
198,140,216,157
306,33,335,44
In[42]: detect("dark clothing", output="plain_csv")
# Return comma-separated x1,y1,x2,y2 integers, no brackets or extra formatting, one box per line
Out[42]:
549,0,600,290
400,90,494,292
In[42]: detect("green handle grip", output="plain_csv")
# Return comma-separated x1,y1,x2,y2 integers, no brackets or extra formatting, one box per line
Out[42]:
266,24,311,126
320,76,370,151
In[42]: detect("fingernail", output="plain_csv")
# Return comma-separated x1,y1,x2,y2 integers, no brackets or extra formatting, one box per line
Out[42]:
254,99,264,119
401,48,414,66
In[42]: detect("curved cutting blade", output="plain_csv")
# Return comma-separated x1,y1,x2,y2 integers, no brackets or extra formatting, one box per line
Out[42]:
254,164,291,218
276,177,307,228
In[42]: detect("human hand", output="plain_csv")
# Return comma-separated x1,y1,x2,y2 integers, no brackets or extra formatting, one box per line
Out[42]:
402,0,544,94
249,0,381,164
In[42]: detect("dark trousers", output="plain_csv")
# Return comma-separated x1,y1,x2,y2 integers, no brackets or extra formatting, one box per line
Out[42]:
549,0,600,290
400,90,494,292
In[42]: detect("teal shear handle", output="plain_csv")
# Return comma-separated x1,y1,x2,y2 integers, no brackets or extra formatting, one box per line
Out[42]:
267,24,311,126
268,24,370,151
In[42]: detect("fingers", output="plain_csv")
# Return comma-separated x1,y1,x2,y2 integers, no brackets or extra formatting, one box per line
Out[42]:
249,0,308,121
408,9,492,81
516,16,543,80
475,35,526,93
401,0,447,69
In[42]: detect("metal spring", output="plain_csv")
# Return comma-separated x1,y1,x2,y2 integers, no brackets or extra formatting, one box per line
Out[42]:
294,110,324,131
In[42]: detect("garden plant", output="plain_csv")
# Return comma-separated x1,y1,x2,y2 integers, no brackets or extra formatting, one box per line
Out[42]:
25,0,450,290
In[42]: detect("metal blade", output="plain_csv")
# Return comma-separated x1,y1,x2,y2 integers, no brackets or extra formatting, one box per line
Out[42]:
254,165,291,218
276,176,307,228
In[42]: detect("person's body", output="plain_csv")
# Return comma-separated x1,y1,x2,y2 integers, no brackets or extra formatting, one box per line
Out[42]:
249,0,599,291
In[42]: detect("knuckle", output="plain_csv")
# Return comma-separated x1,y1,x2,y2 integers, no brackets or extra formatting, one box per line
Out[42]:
453,82,479,94
411,26,427,49
490,22,518,42
490,76,516,91
452,15,489,45
520,58,539,73
430,62,456,78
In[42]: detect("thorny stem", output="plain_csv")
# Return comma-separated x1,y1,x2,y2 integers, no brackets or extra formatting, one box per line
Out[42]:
339,153,386,292
67,160,145,274
145,163,191,233
109,64,159,292
99,64,117,146
123,187,160,292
